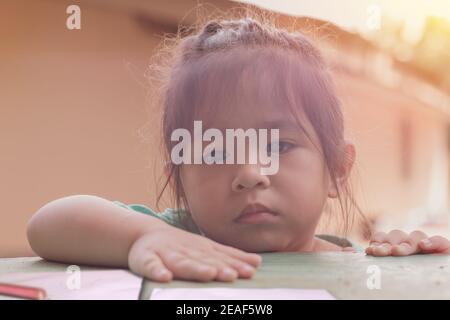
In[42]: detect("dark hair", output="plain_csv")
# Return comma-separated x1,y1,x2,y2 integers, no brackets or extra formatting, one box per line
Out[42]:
145,9,368,237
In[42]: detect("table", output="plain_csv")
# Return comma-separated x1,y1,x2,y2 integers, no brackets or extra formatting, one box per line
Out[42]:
1,253,449,299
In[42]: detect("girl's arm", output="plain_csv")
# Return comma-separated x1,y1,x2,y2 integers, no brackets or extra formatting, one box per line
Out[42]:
27,195,261,282
27,195,169,267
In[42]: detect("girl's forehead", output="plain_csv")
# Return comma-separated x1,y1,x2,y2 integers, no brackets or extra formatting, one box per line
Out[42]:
189,47,313,128
193,79,312,134
197,102,302,131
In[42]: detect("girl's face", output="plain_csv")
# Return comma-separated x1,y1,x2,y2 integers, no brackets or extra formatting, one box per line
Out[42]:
179,100,339,253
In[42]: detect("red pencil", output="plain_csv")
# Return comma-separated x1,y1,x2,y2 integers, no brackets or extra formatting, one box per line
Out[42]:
0,282,47,300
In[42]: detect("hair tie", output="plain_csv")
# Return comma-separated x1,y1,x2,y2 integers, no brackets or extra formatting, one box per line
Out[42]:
204,21,223,35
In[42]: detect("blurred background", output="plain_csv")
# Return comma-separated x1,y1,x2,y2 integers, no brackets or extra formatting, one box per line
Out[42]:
1,0,449,257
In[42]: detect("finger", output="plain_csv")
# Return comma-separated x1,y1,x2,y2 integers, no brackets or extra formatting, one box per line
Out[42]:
367,231,387,255
213,265,239,282
342,246,356,253
385,230,409,245
391,230,428,256
159,251,218,282
370,232,387,245
182,248,255,280
370,243,392,256
213,243,262,267
370,230,408,256
390,242,416,256
132,251,173,282
180,249,239,282
211,251,257,279
419,236,450,254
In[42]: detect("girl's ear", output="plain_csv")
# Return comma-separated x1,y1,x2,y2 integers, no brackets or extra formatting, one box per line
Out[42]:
328,141,356,198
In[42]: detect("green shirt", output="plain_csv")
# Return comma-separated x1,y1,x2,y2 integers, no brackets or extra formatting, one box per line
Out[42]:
112,200,361,251
113,200,203,235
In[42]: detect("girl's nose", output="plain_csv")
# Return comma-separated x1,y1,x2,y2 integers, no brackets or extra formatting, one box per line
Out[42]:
231,164,271,192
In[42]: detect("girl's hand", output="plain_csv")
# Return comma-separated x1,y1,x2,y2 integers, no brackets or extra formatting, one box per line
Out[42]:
128,224,262,283
365,230,450,256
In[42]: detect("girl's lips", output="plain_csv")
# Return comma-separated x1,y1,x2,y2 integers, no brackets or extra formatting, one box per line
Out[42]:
234,211,279,224
234,203,279,224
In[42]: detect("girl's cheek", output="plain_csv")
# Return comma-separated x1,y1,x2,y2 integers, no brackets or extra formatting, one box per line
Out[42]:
182,165,220,186
284,151,327,181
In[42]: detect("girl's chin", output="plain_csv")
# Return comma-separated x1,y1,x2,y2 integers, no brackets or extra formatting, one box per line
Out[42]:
217,234,286,253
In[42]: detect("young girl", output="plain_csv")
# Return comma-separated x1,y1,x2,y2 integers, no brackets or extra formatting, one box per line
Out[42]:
27,16,450,283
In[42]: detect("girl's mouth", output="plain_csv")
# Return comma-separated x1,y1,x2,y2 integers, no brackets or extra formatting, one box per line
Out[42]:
234,203,279,224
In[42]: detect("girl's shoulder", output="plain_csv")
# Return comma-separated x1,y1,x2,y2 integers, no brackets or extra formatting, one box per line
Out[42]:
112,200,203,235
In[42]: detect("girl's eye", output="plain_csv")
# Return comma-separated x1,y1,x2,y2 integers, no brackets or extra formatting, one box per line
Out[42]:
267,141,294,154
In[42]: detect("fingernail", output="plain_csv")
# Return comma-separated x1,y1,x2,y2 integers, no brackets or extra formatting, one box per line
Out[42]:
421,239,432,247
222,268,236,277
399,243,409,249
376,243,389,253
397,243,409,252
156,269,168,277
242,264,255,273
